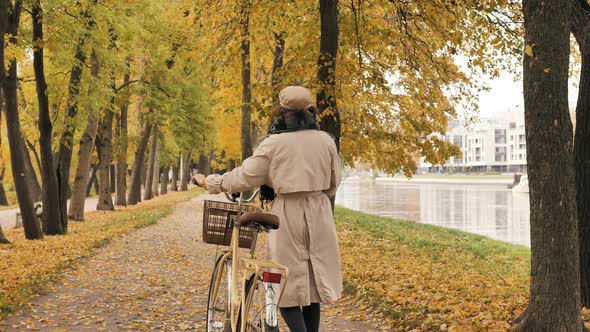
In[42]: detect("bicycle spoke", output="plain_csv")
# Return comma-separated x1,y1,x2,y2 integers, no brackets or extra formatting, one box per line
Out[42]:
245,280,274,331
207,256,231,332
246,323,262,332
209,306,225,312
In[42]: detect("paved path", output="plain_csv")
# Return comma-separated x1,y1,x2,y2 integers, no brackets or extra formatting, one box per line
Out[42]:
1,194,388,331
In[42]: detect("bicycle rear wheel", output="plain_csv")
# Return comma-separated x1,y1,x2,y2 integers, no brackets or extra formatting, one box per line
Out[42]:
244,275,280,332
206,254,232,332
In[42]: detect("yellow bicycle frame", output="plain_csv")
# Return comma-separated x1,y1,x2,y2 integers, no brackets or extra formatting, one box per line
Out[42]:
209,204,288,332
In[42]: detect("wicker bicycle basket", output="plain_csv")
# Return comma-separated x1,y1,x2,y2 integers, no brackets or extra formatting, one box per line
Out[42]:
202,200,261,249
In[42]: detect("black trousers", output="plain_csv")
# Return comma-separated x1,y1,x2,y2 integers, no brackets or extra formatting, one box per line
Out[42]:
279,303,320,332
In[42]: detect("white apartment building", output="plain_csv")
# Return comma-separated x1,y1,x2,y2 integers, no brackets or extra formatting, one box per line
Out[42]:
419,111,527,173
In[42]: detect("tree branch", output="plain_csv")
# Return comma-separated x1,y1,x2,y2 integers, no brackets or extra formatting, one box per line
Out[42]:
24,138,42,174
114,79,149,93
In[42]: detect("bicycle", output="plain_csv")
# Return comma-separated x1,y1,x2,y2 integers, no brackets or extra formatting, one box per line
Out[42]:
203,188,288,332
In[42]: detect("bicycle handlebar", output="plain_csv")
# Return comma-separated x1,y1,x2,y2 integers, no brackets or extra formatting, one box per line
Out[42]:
225,188,261,204
193,175,260,204
224,192,237,202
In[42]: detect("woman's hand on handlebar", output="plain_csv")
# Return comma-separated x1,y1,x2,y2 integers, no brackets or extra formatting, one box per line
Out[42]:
192,173,259,202
205,174,224,194
192,174,226,195
193,174,234,198
193,173,231,199
191,174,207,188
191,173,222,195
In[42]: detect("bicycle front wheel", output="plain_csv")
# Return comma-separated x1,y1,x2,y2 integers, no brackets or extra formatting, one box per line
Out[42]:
244,275,280,332
206,254,232,332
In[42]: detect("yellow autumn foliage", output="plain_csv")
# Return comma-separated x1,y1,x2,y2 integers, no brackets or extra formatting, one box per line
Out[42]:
212,107,242,165
196,0,521,174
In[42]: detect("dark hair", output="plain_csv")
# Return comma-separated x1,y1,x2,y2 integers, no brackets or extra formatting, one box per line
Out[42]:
271,105,318,121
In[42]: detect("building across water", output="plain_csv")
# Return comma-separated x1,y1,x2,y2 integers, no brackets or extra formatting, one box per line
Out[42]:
419,111,527,173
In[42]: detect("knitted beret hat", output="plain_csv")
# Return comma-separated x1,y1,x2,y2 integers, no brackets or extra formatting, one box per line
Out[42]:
279,86,314,110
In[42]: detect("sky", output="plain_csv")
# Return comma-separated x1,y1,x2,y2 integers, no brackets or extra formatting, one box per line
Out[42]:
476,72,580,117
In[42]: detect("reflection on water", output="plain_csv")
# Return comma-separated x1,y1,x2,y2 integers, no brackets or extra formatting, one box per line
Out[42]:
335,180,530,246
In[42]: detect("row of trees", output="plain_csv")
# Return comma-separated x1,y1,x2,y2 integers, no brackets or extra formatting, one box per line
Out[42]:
0,2,524,223
0,0,211,241
0,0,523,243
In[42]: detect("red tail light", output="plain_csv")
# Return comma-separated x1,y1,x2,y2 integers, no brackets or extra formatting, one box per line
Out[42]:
262,272,282,284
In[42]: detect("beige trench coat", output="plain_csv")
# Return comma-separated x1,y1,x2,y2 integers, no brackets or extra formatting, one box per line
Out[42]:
211,129,343,308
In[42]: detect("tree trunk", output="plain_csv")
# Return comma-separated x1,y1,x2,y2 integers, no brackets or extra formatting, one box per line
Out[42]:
271,32,285,105
513,0,583,330
576,51,590,308
180,151,191,191
141,157,148,188
86,165,97,197
143,128,157,200
0,223,10,244
240,0,253,161
1,0,42,240
170,156,179,191
23,144,42,203
17,81,43,204
110,164,115,193
572,3,590,308
96,107,114,211
318,0,340,211
115,64,130,206
56,4,95,232
56,49,84,222
317,0,341,152
97,27,117,212
70,130,98,217
160,166,169,195
198,154,209,175
0,94,10,207
151,140,160,197
0,168,8,206
67,52,100,221
127,122,152,205
267,30,285,130
32,1,63,235
24,138,42,181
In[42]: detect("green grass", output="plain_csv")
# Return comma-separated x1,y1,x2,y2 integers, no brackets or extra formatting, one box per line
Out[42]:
336,207,528,257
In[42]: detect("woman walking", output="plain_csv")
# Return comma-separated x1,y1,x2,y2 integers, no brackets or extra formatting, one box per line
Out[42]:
204,86,342,332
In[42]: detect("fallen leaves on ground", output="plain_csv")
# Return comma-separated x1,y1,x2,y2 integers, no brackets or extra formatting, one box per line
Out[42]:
335,207,530,331
1,194,385,331
0,189,203,319
0,195,550,331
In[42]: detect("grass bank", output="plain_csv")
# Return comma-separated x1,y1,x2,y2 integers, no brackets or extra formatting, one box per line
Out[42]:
335,207,530,331
0,188,203,317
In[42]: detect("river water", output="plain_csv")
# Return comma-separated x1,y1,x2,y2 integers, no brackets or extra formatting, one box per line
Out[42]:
335,180,530,246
